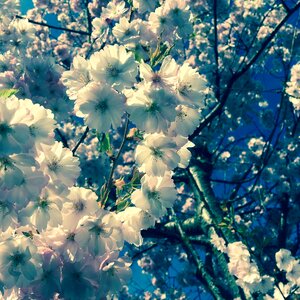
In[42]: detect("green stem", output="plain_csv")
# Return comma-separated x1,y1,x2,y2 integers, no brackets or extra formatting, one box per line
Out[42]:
100,115,129,206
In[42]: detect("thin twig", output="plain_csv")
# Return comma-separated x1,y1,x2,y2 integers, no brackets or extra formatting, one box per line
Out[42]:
16,15,90,36
72,126,89,155
213,0,220,101
190,1,300,140
54,128,69,148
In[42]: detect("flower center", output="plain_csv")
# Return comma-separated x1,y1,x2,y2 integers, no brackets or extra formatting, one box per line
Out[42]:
67,232,75,241
179,84,192,96
150,147,164,158
0,156,13,170
39,199,49,209
0,123,12,136
79,73,90,84
29,125,37,137
177,110,188,120
89,224,104,236
11,251,26,266
95,100,108,112
147,190,160,202
47,159,61,172
124,29,131,36
152,73,162,84
107,65,120,78
74,200,85,213
147,102,160,113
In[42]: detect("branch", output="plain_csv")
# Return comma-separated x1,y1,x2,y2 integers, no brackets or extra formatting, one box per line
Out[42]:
15,15,91,36
54,128,69,148
213,0,220,101
280,0,291,12
72,126,89,155
278,193,289,248
85,0,93,42
171,208,224,300
190,1,300,140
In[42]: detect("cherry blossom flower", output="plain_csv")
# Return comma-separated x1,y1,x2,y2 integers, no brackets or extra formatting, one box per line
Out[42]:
131,173,177,218
76,82,125,132
60,260,98,300
117,207,155,246
0,236,42,288
101,1,128,21
98,251,132,297
61,55,91,100
275,249,294,272
139,56,178,90
169,105,200,136
135,133,180,176
3,167,48,208
30,249,61,300
0,97,33,155
90,44,138,91
62,186,99,228
176,63,207,107
286,260,300,285
19,186,63,231
20,99,56,146
126,87,178,133
286,62,300,111
112,17,140,49
133,0,158,14
75,209,123,256
38,141,80,187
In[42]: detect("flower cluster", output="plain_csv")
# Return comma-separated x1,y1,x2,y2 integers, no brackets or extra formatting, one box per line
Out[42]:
1,0,299,298
286,63,300,111
226,242,274,295
0,94,139,298
226,242,300,298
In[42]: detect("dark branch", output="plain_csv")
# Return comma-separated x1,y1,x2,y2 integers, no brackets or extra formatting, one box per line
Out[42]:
54,128,69,148
190,1,300,140
16,15,91,36
213,0,220,101
72,126,89,155
280,0,292,12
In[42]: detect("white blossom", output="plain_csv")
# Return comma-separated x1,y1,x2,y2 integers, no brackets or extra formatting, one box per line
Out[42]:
75,210,123,256
76,82,125,132
61,55,91,100
131,173,177,218
90,44,138,91
135,133,180,176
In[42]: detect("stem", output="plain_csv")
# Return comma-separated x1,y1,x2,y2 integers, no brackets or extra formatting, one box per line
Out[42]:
100,115,129,206
15,15,91,36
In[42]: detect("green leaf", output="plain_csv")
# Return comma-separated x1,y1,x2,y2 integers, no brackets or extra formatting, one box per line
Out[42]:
116,195,131,212
130,167,141,185
150,41,174,67
0,89,18,98
97,133,112,154
98,183,108,204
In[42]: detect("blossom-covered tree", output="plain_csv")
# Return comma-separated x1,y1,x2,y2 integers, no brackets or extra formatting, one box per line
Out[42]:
0,0,300,299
